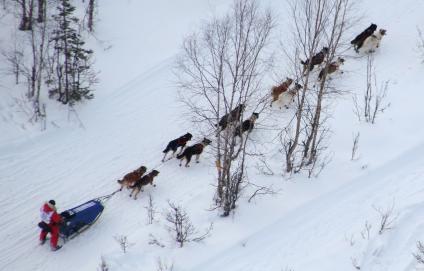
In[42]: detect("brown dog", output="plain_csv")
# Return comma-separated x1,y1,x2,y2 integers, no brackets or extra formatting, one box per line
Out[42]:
318,57,345,81
117,166,147,191
270,78,293,107
129,170,160,200
177,138,212,167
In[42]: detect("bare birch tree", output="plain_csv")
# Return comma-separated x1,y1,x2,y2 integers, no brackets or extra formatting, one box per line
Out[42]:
301,0,351,168
36,0,45,23
5,0,50,122
176,0,274,216
281,0,352,174
17,0,34,31
25,1,48,122
87,0,95,32
281,0,331,173
2,32,25,85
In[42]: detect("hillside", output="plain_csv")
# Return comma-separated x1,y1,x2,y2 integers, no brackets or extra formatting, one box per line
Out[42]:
1,0,424,271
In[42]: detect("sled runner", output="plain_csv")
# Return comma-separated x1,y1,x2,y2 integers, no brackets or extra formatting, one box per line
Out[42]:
59,199,104,241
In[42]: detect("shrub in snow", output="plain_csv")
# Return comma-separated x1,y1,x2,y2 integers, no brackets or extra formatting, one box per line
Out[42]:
165,201,212,248
414,241,424,265
373,202,397,235
353,55,390,124
114,235,134,253
418,27,424,63
145,194,157,225
98,257,109,271
156,258,174,271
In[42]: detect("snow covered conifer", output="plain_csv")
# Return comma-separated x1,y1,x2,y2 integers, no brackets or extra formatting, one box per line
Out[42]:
48,0,95,105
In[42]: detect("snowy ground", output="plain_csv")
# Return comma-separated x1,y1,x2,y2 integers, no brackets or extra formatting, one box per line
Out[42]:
1,0,424,270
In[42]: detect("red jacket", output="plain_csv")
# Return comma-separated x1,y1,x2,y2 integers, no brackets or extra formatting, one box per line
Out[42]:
40,202,62,226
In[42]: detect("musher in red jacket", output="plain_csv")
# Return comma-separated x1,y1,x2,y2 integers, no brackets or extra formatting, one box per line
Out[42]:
39,200,63,251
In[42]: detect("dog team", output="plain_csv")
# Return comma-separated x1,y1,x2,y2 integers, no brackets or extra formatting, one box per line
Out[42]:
116,23,386,199
270,23,386,108
117,104,260,199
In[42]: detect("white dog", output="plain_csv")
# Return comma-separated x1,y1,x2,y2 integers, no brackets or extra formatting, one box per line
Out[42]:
361,29,387,53
282,83,302,109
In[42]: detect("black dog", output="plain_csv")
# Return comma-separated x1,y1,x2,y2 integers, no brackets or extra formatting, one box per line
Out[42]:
162,133,193,162
217,104,245,132
129,170,159,199
177,138,212,167
351,23,377,52
234,113,259,138
301,47,329,72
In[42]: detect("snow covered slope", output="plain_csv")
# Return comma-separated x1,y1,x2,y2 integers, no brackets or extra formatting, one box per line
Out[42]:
1,0,424,270
189,143,424,271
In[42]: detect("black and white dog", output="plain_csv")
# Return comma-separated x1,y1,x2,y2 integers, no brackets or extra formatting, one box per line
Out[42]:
162,133,193,162
301,47,329,72
234,113,259,138
360,29,387,53
351,23,377,52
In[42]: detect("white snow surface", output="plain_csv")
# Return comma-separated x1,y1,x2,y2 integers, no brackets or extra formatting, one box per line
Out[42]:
1,0,424,270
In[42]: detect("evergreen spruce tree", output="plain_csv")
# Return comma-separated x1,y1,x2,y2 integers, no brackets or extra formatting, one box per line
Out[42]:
48,0,95,105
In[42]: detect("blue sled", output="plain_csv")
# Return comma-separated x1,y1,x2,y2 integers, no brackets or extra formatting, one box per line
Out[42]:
59,199,104,241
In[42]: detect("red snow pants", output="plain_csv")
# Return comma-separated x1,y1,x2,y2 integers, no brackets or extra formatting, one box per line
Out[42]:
39,224,60,248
